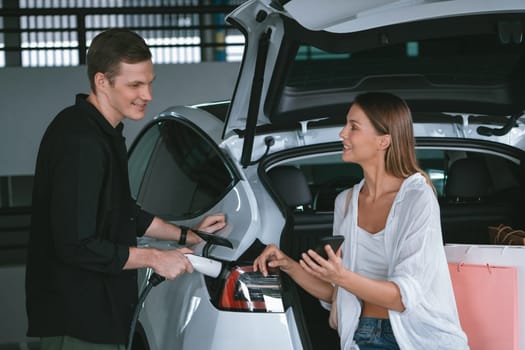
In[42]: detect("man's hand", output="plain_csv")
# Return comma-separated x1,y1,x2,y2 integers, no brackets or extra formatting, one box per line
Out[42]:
125,246,193,280
194,213,226,233
152,248,194,280
144,214,226,246
186,213,226,245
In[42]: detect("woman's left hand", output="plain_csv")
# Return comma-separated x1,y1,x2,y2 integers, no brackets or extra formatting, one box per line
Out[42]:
299,244,344,285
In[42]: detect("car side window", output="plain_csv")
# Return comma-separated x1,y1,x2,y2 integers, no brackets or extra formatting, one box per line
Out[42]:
276,149,450,211
128,118,236,219
129,123,159,199
416,149,447,197
281,154,363,212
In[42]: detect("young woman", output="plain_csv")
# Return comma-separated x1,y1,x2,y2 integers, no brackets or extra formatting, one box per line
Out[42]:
254,92,468,349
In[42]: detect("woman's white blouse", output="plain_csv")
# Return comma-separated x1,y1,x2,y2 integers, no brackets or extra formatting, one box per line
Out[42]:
333,173,469,350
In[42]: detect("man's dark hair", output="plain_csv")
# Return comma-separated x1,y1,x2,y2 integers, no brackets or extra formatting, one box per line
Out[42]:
87,29,152,93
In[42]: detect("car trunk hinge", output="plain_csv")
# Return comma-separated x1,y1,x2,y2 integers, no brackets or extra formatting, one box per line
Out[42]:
477,112,522,137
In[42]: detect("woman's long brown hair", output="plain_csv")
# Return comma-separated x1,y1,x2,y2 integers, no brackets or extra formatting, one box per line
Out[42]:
354,92,434,191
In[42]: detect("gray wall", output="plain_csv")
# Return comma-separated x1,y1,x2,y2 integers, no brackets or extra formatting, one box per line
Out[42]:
0,61,241,177
0,61,240,345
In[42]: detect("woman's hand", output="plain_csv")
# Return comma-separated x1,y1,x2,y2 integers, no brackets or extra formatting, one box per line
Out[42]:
253,244,297,277
299,244,344,285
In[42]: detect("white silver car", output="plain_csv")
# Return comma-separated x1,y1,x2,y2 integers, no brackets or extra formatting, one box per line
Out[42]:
128,1,525,349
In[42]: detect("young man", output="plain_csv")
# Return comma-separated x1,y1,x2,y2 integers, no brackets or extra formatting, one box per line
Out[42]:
25,29,226,350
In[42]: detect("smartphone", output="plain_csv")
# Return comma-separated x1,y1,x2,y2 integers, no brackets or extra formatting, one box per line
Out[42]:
313,235,344,259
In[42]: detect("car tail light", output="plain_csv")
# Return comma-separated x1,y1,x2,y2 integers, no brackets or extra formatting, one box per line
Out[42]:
219,266,284,312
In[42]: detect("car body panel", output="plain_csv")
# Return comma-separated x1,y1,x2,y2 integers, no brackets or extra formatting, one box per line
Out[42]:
138,271,302,350
130,1,525,349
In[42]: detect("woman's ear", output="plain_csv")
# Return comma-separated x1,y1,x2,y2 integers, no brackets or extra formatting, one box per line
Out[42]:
378,134,391,150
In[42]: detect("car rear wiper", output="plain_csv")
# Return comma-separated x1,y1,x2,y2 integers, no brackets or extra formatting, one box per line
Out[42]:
477,113,521,137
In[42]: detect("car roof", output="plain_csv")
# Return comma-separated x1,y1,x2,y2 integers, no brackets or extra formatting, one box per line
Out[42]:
224,0,525,162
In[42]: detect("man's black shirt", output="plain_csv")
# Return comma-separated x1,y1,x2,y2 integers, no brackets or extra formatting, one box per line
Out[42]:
26,94,154,344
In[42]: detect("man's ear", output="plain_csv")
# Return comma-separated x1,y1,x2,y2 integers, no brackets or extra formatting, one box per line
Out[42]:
93,72,107,90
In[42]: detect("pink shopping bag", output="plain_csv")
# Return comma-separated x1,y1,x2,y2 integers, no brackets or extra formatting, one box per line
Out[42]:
448,263,519,350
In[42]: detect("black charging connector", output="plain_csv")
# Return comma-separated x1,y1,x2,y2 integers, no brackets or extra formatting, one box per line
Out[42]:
148,272,165,286
127,272,165,350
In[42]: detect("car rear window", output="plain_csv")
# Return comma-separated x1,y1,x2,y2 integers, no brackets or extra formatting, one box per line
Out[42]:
288,34,521,90
268,14,525,124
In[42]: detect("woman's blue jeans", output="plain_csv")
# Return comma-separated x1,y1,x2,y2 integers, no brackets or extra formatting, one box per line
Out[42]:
353,317,400,350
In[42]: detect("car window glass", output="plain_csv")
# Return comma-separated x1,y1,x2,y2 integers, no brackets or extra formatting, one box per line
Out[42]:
281,153,363,212
274,148,520,212
289,32,521,90
128,124,159,199
129,119,236,220
416,149,446,197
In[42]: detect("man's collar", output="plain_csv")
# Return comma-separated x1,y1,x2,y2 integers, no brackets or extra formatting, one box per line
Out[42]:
76,93,125,138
